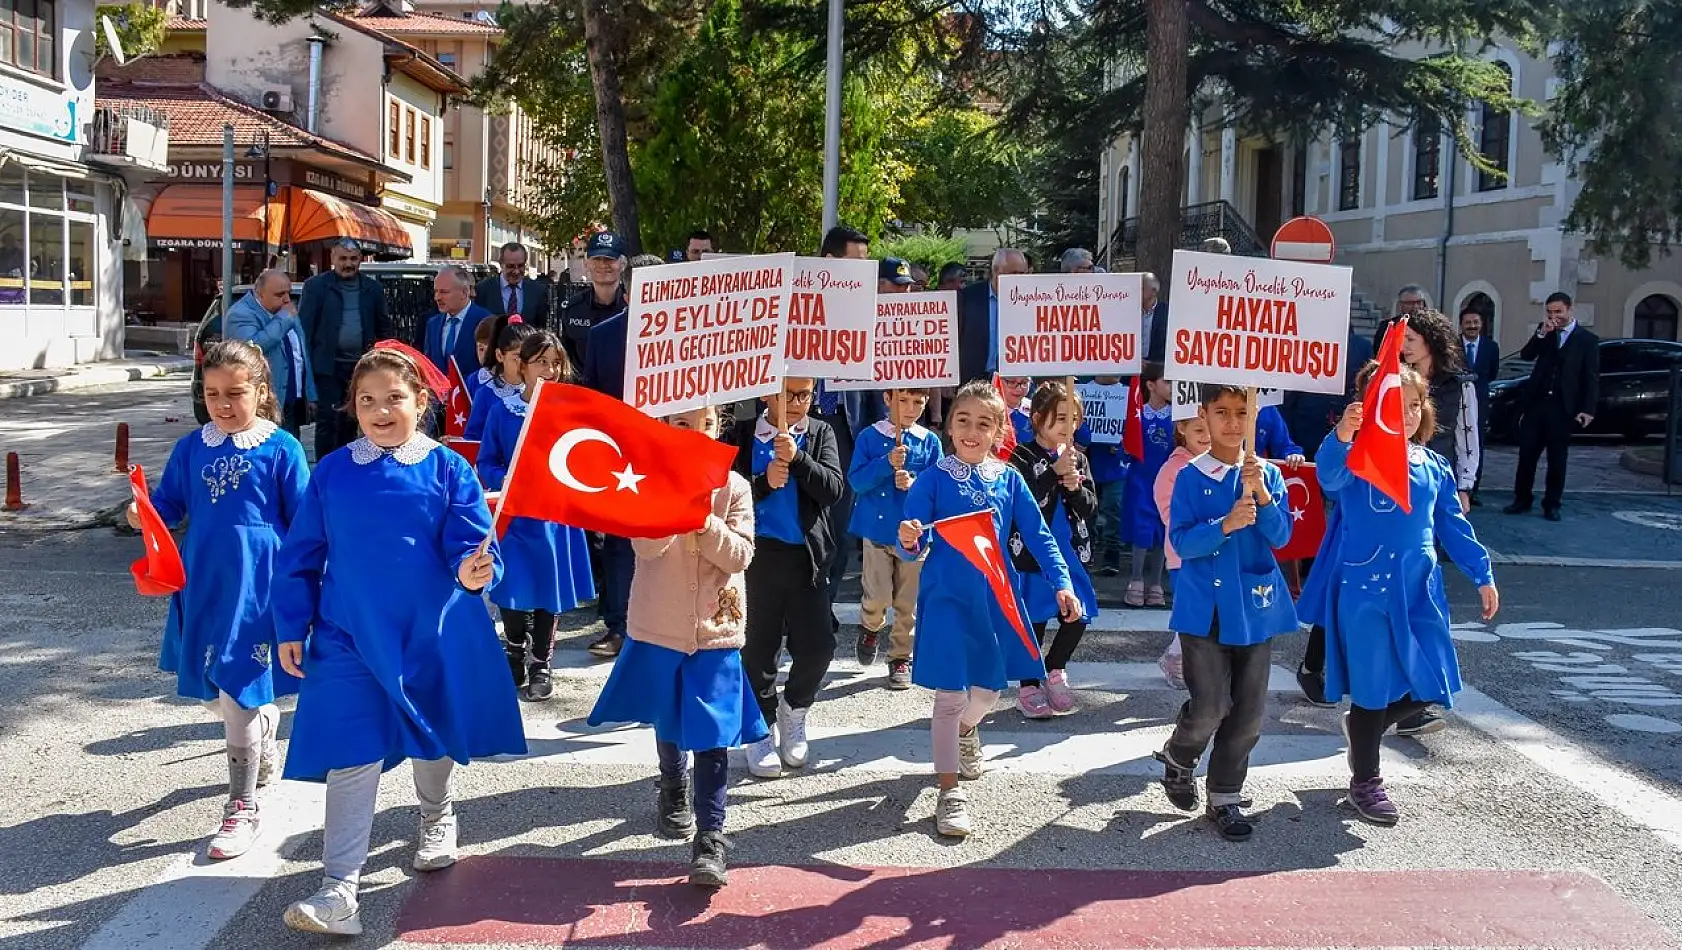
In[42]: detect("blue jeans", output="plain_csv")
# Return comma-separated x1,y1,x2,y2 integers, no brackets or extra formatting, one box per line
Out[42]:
657,740,728,832
1095,480,1125,569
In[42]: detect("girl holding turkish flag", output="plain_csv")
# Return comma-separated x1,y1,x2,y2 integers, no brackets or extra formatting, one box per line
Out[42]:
130,340,309,863
1302,363,1499,827
898,380,1081,839
272,343,524,936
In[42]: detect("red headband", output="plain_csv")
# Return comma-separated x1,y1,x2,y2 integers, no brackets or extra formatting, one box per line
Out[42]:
371,340,451,399
507,314,524,325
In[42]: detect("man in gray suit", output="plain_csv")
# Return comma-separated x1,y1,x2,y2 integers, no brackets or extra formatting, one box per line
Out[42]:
475,241,551,329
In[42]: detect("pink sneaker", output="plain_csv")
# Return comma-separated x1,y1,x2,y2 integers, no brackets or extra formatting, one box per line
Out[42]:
1045,669,1078,714
1017,684,1054,719
1158,647,1186,690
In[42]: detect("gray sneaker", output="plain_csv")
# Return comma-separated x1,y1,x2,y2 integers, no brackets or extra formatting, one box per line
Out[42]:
284,878,361,935
886,658,912,690
957,726,985,780
413,813,458,871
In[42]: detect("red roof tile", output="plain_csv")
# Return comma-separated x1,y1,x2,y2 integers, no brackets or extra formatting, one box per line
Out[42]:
351,11,501,35
165,16,206,30
97,53,206,85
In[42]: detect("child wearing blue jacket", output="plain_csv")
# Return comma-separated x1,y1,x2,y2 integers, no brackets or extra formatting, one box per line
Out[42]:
1253,404,1305,464
1154,385,1298,842
847,388,943,687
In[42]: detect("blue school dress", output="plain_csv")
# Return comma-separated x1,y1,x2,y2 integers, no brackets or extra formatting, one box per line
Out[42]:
1010,406,1034,448
1298,434,1493,710
900,456,1072,691
152,420,309,709
463,372,519,442
1166,454,1299,645
477,389,596,612
1007,440,1100,624
1121,402,1175,548
1254,405,1304,460
273,435,526,781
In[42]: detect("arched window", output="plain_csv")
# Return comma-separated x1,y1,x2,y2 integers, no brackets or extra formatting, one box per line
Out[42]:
1463,292,1495,321
1633,294,1680,341
1477,63,1514,192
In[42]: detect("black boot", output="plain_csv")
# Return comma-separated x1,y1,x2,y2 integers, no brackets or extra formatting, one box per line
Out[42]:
505,645,527,690
523,663,554,701
689,829,728,888
1154,750,1199,811
657,773,696,840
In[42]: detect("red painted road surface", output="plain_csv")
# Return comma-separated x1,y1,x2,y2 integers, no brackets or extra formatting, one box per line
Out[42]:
396,858,1677,949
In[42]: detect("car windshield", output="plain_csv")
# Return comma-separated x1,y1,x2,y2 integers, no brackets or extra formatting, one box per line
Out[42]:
1495,355,1535,381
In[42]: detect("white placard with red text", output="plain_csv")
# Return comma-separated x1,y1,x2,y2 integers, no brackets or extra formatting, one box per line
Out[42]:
1165,250,1351,394
625,252,794,416
996,273,1143,376
827,291,960,391
785,257,877,380
1171,380,1284,421
1076,380,1129,444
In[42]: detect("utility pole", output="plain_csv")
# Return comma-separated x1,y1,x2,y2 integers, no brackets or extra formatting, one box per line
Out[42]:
221,123,235,317
820,0,843,232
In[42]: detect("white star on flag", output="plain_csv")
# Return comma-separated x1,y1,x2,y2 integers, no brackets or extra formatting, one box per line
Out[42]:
1290,505,1305,522
613,464,646,493
454,412,467,427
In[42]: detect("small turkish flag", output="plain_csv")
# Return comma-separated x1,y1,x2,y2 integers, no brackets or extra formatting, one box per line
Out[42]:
1271,461,1326,562
495,381,738,538
1122,375,1144,462
1348,317,1413,513
932,509,1040,661
442,438,480,468
444,357,472,439
128,466,185,596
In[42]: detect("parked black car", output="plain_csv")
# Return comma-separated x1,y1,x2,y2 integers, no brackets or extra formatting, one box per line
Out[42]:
1487,338,1682,442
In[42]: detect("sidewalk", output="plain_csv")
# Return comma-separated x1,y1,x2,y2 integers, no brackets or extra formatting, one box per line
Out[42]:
0,377,198,529
0,353,193,400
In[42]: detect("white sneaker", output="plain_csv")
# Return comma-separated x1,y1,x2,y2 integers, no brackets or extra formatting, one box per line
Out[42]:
957,726,985,780
413,813,457,871
207,799,260,860
745,734,782,779
284,878,362,935
935,786,972,837
256,705,281,788
778,702,810,769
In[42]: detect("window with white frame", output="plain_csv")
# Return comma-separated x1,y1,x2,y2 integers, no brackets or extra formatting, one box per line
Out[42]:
1413,113,1441,200
0,164,98,308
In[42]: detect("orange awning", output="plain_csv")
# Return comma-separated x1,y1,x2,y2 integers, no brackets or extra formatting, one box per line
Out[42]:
287,187,413,259
146,184,285,250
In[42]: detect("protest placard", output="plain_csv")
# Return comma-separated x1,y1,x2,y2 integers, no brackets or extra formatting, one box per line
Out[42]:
996,273,1143,377
1165,250,1351,394
1076,380,1129,444
784,257,877,379
625,252,794,416
1171,380,1282,420
828,291,960,391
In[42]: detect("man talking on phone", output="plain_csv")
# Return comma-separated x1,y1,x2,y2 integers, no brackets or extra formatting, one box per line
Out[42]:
1506,292,1599,522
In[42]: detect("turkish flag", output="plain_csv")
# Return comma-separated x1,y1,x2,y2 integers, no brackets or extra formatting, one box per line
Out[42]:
1122,375,1144,462
1348,317,1413,513
442,438,480,467
932,509,1040,660
1271,461,1326,562
444,357,472,439
128,466,185,596
495,381,738,538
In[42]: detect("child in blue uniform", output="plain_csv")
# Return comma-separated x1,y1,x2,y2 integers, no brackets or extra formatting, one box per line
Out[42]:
1077,375,1129,576
1302,366,1499,825
588,404,765,888
477,330,596,700
1008,381,1098,718
848,387,942,687
898,380,1079,839
273,344,524,936
1122,363,1174,607
130,340,309,861
1155,385,1298,842
463,315,536,441
1254,403,1305,464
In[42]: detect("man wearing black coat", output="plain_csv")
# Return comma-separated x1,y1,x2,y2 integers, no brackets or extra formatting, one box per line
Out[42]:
475,241,551,328
957,248,1031,383
297,239,393,459
1506,292,1599,521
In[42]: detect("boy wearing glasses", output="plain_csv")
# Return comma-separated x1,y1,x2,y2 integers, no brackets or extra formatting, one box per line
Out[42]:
730,377,846,779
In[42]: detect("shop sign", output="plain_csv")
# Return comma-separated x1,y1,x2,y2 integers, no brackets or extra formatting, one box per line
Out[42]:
165,161,260,181
0,78,88,144
301,167,369,202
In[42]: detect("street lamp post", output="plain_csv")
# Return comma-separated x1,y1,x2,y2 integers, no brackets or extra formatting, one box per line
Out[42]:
820,0,842,232
246,131,272,267
220,123,235,317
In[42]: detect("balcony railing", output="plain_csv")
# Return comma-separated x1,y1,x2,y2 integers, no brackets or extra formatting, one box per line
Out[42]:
87,105,170,172
1100,199,1268,271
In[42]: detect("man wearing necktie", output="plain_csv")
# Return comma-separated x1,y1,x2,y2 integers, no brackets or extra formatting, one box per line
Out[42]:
1459,306,1500,505
424,266,491,382
1507,292,1598,521
475,242,551,330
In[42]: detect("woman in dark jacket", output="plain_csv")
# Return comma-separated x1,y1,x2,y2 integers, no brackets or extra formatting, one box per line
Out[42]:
1400,309,1481,511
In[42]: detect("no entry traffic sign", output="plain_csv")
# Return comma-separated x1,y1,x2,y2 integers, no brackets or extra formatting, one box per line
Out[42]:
1271,216,1336,264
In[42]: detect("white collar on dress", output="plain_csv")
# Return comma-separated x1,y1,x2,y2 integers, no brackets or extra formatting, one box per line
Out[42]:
498,387,530,417
200,419,278,450
938,453,1007,482
1190,451,1236,481
349,433,439,465
871,419,929,441
756,413,809,442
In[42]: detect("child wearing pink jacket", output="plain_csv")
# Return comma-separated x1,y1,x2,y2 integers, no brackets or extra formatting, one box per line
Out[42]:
1151,415,1212,689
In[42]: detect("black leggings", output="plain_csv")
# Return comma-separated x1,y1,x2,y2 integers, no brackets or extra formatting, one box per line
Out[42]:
1346,696,1432,781
502,609,558,667
1020,619,1089,687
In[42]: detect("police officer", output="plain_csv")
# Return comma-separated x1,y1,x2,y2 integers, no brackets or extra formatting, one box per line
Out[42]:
558,231,629,371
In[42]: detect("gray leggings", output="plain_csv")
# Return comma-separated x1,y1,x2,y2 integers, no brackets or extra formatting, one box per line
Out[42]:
209,691,274,803
323,759,454,886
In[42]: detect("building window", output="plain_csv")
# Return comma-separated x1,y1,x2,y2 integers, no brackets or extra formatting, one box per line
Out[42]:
420,115,431,169
404,108,416,164
1478,62,1513,192
443,134,454,170
0,165,98,309
388,101,400,157
1413,114,1441,200
1,0,57,77
1338,136,1361,211
1291,145,1307,217
437,51,456,70
1633,294,1680,341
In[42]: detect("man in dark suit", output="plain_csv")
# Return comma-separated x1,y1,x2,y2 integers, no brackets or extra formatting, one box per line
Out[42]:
1459,305,1500,504
957,248,1031,383
1373,284,1429,351
1141,272,1169,362
423,265,492,379
297,238,393,460
475,241,552,330
1506,292,1599,521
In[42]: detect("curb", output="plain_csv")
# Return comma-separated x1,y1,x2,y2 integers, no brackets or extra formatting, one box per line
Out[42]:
0,359,193,400
1620,446,1665,479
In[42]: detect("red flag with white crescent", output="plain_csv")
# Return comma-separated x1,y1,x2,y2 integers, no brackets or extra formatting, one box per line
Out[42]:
1122,375,1144,462
1271,462,1326,562
1348,317,1413,513
932,509,1040,660
445,357,471,439
128,466,185,596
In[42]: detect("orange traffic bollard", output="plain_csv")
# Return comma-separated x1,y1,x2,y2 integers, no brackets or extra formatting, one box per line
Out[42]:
113,422,130,473
4,452,25,512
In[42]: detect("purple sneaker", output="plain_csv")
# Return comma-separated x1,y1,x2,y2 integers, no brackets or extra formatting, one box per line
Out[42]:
1348,776,1399,825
